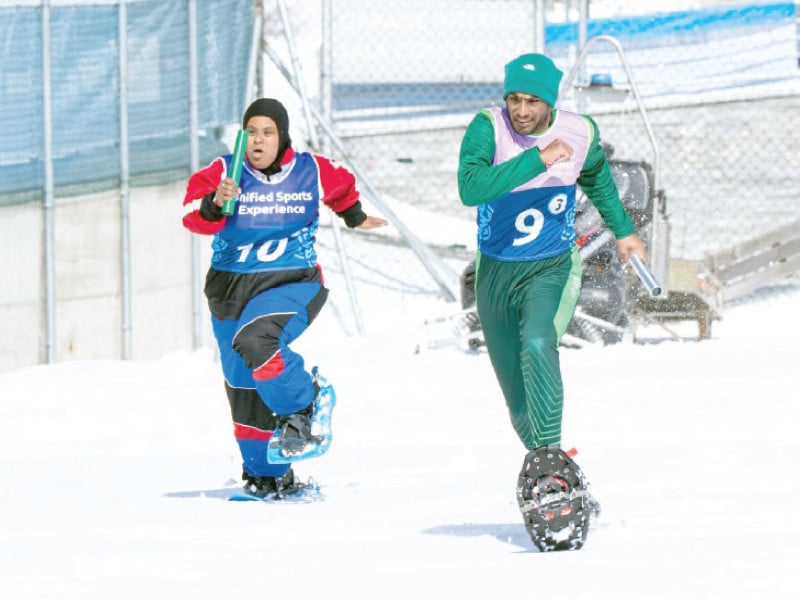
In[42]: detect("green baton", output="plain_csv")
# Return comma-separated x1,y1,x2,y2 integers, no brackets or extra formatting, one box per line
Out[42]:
221,129,248,216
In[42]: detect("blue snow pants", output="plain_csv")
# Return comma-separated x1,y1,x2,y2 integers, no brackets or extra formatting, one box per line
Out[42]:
212,281,327,477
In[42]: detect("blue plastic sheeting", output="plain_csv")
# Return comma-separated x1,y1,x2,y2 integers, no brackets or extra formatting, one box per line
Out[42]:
0,0,253,200
545,1,795,46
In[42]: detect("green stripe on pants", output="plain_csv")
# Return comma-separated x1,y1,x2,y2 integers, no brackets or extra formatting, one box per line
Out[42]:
475,247,582,449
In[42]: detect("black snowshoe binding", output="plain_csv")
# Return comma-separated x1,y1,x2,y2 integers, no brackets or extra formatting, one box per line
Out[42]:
267,367,337,464
242,467,304,500
275,403,322,458
516,447,600,552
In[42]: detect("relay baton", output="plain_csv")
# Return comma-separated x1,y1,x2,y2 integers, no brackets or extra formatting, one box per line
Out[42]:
221,129,249,216
629,253,663,298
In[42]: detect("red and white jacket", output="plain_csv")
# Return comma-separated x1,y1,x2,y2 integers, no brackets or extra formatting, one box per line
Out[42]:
182,147,366,274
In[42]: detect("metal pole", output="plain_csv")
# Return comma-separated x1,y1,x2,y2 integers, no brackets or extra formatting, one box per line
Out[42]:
533,0,545,53
578,0,589,61
275,0,319,149
188,0,202,350
118,0,132,359
41,0,56,364
319,0,365,334
244,9,263,110
577,0,589,112
320,0,333,129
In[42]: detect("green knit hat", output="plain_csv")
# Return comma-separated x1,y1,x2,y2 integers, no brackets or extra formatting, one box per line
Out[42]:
503,53,563,106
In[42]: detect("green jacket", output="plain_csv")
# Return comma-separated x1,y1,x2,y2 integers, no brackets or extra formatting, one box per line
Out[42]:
457,108,635,240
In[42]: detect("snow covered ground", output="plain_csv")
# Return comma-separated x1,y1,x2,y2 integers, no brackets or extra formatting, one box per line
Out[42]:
1,273,799,598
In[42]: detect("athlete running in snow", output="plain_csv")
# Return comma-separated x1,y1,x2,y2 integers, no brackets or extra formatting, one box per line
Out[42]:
182,98,386,497
457,53,647,453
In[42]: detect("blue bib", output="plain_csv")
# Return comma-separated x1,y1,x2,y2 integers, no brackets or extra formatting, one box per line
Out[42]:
211,153,322,273
478,108,589,261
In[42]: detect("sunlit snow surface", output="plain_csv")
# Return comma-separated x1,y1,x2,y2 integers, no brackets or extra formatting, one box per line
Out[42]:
1,281,798,599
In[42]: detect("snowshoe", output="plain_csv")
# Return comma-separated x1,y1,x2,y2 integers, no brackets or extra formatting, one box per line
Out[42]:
230,467,322,503
266,367,336,464
516,446,599,552
238,467,298,497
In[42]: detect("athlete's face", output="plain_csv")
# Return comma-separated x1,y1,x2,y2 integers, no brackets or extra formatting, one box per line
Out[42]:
245,115,281,170
505,92,552,135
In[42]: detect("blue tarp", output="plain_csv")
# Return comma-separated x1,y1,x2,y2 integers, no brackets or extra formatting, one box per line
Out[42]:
0,0,253,200
545,1,795,45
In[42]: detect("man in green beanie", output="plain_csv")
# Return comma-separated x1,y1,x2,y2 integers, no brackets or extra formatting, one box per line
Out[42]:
458,52,647,550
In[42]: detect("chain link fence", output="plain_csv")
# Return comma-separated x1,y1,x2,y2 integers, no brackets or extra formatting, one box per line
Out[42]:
0,0,252,205
1,0,798,369
263,0,800,260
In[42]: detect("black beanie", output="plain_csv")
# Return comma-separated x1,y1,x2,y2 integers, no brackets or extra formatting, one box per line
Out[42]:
242,98,292,175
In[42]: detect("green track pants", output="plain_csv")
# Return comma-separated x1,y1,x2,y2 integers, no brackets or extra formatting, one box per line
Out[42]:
475,247,582,449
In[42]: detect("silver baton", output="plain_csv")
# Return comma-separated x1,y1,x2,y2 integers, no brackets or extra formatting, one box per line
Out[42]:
629,253,663,298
